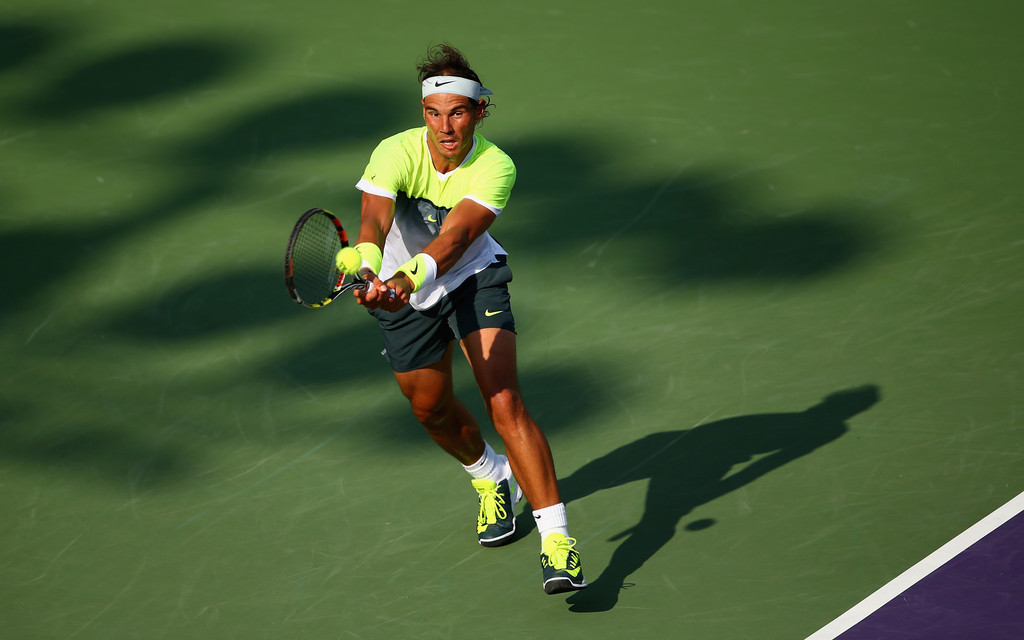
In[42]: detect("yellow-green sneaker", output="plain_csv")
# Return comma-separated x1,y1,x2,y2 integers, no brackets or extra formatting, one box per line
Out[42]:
472,476,522,547
540,533,587,594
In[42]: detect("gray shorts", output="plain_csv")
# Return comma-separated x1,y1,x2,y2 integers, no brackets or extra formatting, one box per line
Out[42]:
368,258,517,372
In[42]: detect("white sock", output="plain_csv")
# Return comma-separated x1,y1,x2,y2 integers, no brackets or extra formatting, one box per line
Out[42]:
462,441,509,483
533,502,570,544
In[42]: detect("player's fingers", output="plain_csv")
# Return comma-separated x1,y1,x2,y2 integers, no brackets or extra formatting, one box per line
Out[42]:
355,277,384,308
380,287,405,312
358,267,377,282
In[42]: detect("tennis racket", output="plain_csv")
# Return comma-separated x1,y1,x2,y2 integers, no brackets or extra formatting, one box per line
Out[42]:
284,208,369,308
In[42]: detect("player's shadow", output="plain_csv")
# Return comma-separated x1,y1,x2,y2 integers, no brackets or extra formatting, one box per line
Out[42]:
524,385,880,612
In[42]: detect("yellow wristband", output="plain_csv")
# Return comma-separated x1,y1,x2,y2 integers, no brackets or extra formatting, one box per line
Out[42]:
354,242,383,274
396,253,438,292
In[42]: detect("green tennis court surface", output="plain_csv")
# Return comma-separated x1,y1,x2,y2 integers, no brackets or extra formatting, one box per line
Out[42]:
2,1,1021,638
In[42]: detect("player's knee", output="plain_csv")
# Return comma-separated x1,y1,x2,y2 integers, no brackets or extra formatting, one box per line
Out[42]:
487,388,529,427
408,392,453,430
411,401,445,428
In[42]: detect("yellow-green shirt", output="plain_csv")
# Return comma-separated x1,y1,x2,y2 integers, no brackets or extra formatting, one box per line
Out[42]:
356,127,516,310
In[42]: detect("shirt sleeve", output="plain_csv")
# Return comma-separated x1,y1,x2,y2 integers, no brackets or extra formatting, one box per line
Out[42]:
464,148,516,215
355,133,411,200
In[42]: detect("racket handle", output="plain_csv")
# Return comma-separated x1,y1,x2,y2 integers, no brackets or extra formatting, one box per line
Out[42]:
355,276,394,300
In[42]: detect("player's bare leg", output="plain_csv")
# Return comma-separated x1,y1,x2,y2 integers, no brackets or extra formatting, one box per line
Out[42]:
462,327,585,591
393,343,485,465
394,340,525,547
460,328,561,510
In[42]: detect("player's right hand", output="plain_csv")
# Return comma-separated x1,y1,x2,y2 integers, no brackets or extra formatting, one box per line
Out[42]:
354,271,404,311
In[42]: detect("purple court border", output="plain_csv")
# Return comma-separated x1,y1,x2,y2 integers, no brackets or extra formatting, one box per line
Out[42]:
806,491,1024,640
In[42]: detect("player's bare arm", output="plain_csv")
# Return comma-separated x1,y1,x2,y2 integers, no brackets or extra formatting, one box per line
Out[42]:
357,191,394,247
424,198,498,275
388,198,498,297
354,192,398,309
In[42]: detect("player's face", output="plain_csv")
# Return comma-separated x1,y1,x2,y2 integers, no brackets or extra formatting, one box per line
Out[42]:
422,93,484,169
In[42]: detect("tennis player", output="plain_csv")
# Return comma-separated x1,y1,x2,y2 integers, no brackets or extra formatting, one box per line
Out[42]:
345,44,585,595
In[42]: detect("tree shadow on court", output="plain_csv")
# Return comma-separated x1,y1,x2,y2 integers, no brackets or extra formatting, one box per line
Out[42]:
2,81,406,316
0,21,62,75
0,413,196,490
0,34,248,312
0,26,414,483
1,17,408,319
520,385,881,612
65,118,880,482
107,267,307,339
501,136,882,286
231,128,885,458
22,38,249,116
2,19,889,493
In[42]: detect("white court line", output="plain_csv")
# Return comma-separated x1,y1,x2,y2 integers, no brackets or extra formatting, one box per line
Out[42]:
805,490,1024,640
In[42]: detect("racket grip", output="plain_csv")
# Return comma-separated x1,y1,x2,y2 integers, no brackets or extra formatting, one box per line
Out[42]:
355,274,394,300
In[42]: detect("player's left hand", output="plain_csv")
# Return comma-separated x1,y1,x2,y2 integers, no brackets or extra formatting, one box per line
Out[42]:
378,274,413,312
353,271,399,311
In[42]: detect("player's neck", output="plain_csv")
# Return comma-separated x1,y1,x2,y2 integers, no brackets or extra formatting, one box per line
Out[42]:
427,135,475,174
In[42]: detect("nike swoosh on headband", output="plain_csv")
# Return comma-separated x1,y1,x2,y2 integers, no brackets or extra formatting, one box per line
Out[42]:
422,75,493,100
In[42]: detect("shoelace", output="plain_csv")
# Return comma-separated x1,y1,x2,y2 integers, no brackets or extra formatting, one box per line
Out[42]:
542,536,578,570
476,482,509,529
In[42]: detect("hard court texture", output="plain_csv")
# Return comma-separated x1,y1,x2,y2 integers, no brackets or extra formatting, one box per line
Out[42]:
1,1,1021,638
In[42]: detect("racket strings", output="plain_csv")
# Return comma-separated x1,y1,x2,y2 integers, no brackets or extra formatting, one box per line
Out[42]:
291,214,343,304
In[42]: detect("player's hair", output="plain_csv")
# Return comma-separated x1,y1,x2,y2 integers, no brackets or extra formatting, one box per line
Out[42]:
417,43,493,119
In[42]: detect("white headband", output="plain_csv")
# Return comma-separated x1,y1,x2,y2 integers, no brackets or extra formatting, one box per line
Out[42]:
421,75,493,101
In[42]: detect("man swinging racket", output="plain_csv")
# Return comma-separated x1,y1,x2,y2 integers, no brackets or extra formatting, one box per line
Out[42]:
338,44,586,595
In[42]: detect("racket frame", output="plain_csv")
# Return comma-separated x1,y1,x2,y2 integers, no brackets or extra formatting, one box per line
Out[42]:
284,208,368,308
